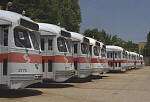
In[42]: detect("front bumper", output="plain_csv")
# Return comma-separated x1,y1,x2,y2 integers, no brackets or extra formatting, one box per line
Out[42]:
9,74,42,89
77,69,92,78
55,70,75,82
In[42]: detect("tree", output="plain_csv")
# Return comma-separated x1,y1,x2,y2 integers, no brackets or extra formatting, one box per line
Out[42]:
142,32,150,56
0,0,13,9
83,28,138,52
9,0,81,32
83,28,99,40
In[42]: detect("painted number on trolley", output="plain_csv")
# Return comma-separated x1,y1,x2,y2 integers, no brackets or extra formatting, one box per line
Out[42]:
18,69,27,72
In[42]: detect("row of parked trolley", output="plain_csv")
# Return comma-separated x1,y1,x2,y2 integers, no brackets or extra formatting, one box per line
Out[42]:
0,10,144,89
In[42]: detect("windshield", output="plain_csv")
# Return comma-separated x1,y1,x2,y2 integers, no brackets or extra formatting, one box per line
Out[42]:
65,39,72,53
81,43,88,54
29,31,40,50
101,48,106,57
14,27,31,48
94,46,100,56
57,37,67,52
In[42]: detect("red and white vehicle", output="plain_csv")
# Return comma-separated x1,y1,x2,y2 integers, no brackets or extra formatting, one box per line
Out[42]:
71,32,91,78
129,52,144,68
139,55,144,67
136,53,141,68
141,55,144,66
99,42,109,73
87,37,103,76
0,10,42,89
123,51,130,69
38,23,75,82
136,54,144,68
106,45,127,72
128,51,137,69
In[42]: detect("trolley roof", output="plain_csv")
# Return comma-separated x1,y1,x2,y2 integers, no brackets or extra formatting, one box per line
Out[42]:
38,23,70,36
86,37,97,45
0,10,39,31
0,10,33,24
129,51,137,56
125,50,130,54
99,41,106,48
106,45,123,51
140,55,143,57
70,32,84,41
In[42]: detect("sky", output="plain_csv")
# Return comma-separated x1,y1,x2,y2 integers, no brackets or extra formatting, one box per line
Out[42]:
79,0,150,43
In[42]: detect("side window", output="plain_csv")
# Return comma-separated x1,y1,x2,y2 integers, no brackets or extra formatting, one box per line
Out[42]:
74,61,78,70
107,52,109,58
111,52,113,58
118,52,121,58
48,39,53,50
119,62,121,67
3,59,8,75
74,44,78,53
48,60,52,72
41,38,45,51
42,59,45,72
89,45,92,55
115,53,117,58
0,26,8,46
115,62,117,67
4,27,8,46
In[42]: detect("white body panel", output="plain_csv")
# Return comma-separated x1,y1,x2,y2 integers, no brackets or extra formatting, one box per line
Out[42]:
106,45,127,71
39,23,75,82
71,32,91,78
0,10,42,89
87,37,104,75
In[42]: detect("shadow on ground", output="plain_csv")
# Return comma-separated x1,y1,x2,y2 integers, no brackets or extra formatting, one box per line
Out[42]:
108,68,142,74
0,89,42,98
101,75,109,78
65,76,92,83
90,75,102,80
108,70,127,74
27,82,74,88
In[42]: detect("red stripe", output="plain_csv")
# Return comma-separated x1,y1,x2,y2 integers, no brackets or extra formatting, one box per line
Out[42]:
74,58,91,63
74,58,108,63
108,60,127,63
42,56,73,63
0,53,41,63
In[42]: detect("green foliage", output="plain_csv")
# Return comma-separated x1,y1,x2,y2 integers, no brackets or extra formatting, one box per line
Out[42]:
83,28,112,45
122,40,138,52
0,0,13,9
83,28,138,52
8,0,81,32
142,32,150,57
0,0,140,53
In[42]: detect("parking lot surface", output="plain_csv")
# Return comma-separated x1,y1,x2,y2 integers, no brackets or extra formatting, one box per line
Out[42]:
0,66,150,102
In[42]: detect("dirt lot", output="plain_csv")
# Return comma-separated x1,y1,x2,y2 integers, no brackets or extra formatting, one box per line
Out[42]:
0,66,150,102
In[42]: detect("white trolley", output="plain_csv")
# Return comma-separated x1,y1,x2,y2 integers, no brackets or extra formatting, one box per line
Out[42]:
99,42,110,73
106,45,127,72
71,32,91,78
0,10,42,89
38,23,75,82
87,37,103,76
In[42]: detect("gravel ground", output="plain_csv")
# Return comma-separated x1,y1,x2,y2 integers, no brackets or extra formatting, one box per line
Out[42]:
0,66,150,102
